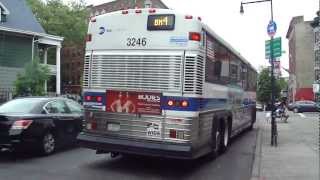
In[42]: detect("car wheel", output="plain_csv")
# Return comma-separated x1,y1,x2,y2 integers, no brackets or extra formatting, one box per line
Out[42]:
41,132,56,155
219,119,230,153
293,108,299,113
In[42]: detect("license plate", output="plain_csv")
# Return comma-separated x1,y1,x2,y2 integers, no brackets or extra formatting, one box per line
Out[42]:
146,122,161,137
107,123,120,131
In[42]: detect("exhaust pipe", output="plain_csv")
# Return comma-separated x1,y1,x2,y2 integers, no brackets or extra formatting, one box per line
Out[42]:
96,149,108,154
110,152,119,158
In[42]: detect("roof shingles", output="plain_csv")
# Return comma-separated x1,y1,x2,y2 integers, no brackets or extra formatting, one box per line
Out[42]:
0,0,45,34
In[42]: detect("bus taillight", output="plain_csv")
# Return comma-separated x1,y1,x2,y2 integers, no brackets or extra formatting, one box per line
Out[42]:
181,100,189,107
185,15,193,19
149,9,156,13
135,9,142,13
91,18,96,22
167,100,174,106
96,96,102,102
85,95,92,101
189,32,201,41
122,10,129,14
86,34,92,42
169,129,177,138
87,121,97,130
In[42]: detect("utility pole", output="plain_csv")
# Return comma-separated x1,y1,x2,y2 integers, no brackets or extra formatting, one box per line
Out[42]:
240,0,277,146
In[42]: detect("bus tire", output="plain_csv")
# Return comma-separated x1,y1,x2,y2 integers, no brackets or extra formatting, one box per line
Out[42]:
210,118,221,158
219,118,230,153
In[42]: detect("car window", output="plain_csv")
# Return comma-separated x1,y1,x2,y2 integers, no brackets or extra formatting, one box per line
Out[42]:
45,100,71,114
0,98,42,113
65,100,83,113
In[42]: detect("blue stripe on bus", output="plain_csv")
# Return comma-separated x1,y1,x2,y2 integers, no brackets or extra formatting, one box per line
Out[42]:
83,91,255,111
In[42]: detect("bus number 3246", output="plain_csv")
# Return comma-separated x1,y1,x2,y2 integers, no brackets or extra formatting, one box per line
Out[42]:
126,37,147,47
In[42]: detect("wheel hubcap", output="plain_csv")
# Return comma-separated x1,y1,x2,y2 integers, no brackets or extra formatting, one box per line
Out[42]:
215,131,220,152
43,133,55,153
224,124,229,146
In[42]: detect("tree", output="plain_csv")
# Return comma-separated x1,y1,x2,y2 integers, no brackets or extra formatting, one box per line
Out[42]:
257,67,281,104
14,58,50,96
26,0,89,46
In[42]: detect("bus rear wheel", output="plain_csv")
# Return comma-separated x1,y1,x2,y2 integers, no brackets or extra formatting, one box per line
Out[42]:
219,119,229,153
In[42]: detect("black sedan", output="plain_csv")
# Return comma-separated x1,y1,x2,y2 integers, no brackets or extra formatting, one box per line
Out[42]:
0,97,83,155
287,100,319,113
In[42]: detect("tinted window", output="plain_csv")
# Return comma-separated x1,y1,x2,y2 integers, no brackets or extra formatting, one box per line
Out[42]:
0,98,41,113
45,100,70,114
66,100,83,113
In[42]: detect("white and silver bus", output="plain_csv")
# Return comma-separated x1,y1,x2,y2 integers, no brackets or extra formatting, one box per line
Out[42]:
77,8,257,159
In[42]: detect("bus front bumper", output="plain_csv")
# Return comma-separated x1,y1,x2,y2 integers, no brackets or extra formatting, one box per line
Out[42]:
77,132,195,159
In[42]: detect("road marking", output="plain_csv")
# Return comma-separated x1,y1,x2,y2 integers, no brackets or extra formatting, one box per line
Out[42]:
298,113,306,118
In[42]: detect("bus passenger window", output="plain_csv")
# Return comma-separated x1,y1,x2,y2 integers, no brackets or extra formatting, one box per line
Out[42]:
213,60,222,78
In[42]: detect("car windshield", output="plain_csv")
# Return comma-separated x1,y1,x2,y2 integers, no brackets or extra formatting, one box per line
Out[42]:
0,98,42,113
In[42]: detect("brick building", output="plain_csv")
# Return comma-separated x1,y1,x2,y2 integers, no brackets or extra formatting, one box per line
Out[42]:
286,16,315,102
61,0,168,94
61,46,84,94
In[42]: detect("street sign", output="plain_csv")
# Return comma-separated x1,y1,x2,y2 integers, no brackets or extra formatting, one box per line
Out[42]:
313,83,320,94
265,37,282,59
272,60,281,77
267,21,277,37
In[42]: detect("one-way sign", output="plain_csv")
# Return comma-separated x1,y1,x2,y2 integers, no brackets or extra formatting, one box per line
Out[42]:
267,21,277,37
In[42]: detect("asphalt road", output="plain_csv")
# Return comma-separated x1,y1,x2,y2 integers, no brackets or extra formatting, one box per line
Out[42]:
0,124,258,180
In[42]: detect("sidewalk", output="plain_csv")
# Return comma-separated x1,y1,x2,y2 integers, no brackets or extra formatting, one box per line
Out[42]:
251,112,319,180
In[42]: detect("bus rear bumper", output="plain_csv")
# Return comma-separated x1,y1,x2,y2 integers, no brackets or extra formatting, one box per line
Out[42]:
77,132,195,159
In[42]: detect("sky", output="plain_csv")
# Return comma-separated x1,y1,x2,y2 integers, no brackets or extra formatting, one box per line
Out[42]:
76,0,319,75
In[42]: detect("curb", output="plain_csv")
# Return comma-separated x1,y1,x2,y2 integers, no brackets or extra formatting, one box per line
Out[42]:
250,120,263,180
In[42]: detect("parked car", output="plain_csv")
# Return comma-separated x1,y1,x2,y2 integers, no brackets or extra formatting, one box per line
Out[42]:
287,100,319,113
0,97,83,155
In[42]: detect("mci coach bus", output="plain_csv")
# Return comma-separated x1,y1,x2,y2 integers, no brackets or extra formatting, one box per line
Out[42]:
77,8,257,159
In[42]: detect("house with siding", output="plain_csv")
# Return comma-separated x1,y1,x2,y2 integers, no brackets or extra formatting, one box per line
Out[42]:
0,0,63,100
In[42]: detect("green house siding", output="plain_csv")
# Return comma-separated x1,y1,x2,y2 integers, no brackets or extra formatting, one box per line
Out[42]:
0,33,32,68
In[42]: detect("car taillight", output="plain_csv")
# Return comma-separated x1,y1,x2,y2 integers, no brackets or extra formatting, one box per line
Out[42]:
11,120,33,130
189,32,201,41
